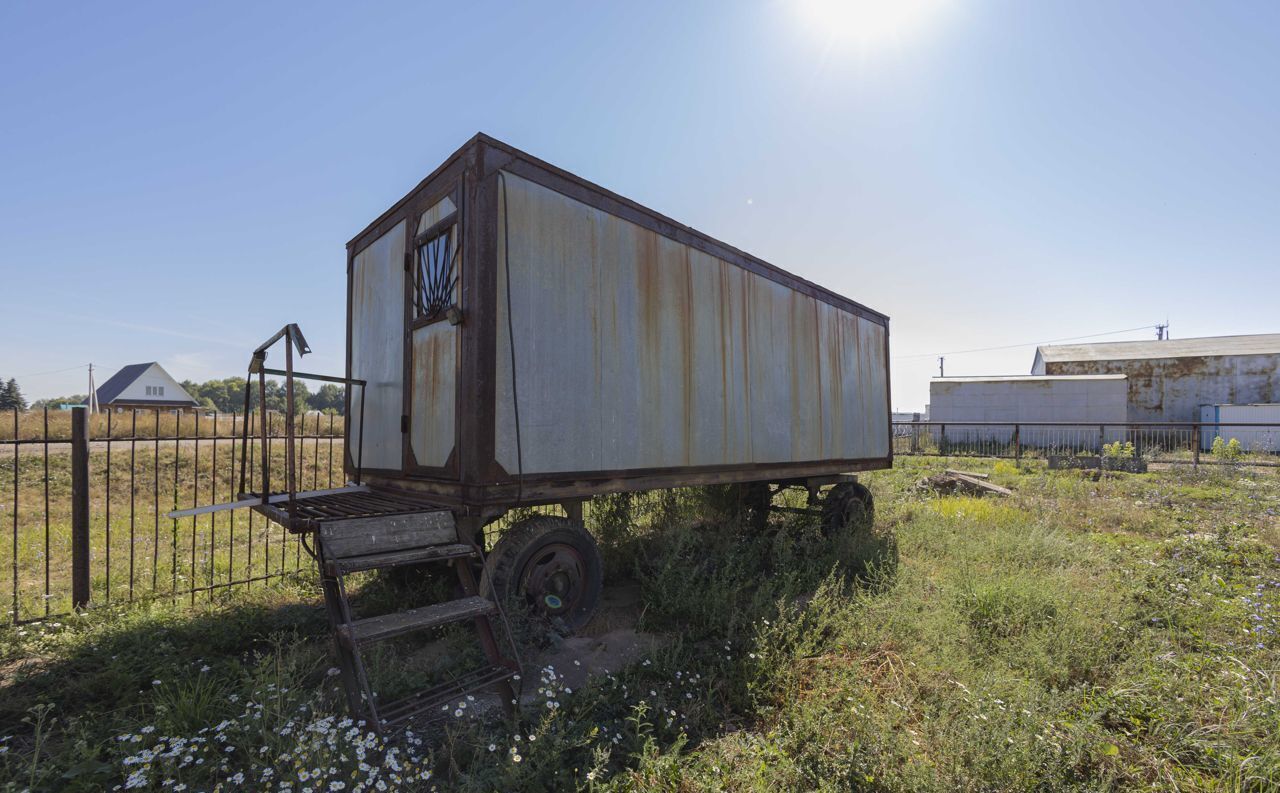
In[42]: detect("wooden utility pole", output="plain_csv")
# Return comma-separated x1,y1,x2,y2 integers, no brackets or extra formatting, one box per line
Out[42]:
87,363,98,413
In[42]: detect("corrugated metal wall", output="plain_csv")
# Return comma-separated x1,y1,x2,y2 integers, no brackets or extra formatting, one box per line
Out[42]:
410,322,455,467
929,376,1128,445
1045,355,1280,421
493,171,888,475
349,220,405,471
1199,403,1280,452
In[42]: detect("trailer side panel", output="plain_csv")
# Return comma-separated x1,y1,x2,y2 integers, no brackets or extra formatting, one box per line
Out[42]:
493,171,888,476
350,220,407,471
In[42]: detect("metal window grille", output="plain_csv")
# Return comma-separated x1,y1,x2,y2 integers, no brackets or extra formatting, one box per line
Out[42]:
414,224,459,321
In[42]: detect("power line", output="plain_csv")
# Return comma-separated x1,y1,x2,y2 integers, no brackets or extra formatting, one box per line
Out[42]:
892,325,1159,361
8,363,92,379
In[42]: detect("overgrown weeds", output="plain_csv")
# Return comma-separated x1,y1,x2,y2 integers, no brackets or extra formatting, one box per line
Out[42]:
1,461,1277,791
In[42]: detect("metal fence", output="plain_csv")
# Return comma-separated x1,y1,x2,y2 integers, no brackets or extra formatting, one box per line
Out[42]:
893,421,1280,467
2,406,345,624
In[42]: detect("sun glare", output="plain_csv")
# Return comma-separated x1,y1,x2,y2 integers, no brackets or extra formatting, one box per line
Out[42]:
794,0,948,51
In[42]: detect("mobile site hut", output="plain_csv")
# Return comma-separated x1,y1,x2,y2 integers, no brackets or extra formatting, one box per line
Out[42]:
192,134,893,730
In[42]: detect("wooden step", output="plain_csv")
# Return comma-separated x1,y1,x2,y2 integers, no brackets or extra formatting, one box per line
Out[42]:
336,596,496,646
327,543,476,575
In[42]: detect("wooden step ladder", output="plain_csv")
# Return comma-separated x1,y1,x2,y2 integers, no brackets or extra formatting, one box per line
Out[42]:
311,504,519,733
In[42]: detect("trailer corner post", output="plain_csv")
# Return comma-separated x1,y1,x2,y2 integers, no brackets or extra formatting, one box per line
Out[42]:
71,406,90,610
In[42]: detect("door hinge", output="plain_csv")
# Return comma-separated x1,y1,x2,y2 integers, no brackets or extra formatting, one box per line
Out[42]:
401,415,409,433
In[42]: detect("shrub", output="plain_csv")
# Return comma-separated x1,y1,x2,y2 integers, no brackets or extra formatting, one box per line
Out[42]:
1210,436,1243,461
1102,441,1135,459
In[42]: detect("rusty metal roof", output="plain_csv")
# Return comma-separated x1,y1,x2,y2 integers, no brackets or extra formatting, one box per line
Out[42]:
1036,333,1280,364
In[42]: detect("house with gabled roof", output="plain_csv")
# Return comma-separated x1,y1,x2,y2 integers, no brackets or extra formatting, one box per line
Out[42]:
95,362,200,413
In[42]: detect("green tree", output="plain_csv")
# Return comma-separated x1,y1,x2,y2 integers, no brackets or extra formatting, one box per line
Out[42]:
0,378,28,411
309,383,346,415
29,394,88,410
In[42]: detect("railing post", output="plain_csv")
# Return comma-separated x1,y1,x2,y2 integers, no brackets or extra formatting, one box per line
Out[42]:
1192,424,1200,470
1013,424,1021,462
940,424,948,456
71,406,90,610
1098,424,1105,454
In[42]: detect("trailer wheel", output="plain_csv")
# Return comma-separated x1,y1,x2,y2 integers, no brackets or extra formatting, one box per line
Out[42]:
821,481,874,537
480,516,603,634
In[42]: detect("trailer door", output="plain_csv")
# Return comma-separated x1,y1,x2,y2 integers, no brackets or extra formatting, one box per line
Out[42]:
348,220,407,474
406,194,461,474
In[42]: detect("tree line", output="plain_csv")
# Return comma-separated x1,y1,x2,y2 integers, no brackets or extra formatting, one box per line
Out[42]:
181,377,346,415
11,377,345,414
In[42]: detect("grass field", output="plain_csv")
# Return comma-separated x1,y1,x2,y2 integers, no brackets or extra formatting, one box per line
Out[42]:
1,458,1277,791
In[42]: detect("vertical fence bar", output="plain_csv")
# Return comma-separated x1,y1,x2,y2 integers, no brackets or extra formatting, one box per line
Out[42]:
129,411,137,601
209,413,218,599
11,408,19,623
105,411,112,603
171,415,179,597
71,407,90,610
327,414,335,488
152,410,160,593
42,407,50,617
1013,424,1021,463
228,415,236,589
247,410,254,590
264,410,271,579
312,412,320,490
190,412,199,605
1192,424,1201,470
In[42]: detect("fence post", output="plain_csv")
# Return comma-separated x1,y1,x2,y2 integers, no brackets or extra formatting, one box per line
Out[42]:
940,424,948,456
1097,425,1105,454
1013,424,1021,463
1192,424,1200,470
71,406,90,610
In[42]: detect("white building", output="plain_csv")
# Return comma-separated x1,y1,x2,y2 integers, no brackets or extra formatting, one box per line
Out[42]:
95,362,200,413
928,374,1128,446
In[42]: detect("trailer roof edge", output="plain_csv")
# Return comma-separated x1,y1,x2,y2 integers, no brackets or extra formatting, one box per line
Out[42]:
347,132,889,327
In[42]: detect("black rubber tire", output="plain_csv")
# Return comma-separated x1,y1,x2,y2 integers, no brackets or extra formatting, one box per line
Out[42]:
821,481,874,537
480,516,604,634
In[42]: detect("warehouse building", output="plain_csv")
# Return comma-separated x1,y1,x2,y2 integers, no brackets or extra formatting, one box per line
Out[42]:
928,374,1127,445
1031,333,1280,422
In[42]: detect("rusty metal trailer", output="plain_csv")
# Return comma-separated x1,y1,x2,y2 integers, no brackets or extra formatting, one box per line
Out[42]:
347,133,891,505
187,134,892,731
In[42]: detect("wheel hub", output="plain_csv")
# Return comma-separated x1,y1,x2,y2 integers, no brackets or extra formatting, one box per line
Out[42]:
519,543,586,618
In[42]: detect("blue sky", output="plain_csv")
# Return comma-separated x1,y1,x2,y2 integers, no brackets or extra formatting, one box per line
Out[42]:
2,1,1277,410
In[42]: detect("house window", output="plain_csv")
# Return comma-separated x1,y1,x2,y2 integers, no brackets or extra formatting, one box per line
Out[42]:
144,385,165,397
157,386,164,396
414,223,459,322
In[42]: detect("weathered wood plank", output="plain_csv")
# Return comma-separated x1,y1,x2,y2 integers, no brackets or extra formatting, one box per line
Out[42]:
330,543,475,574
319,510,457,558
337,596,495,645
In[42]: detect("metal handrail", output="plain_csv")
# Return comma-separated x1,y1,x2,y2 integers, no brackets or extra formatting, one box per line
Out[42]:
238,324,367,523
